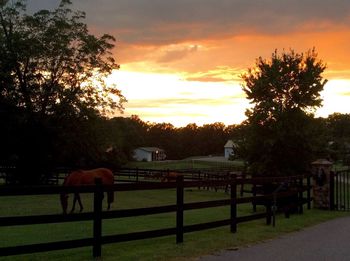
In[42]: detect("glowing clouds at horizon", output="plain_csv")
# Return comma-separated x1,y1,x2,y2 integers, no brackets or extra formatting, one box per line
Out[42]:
317,79,350,117
107,70,248,127
108,70,350,127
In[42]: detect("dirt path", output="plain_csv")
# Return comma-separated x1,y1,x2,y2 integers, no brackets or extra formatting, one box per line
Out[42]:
198,216,350,261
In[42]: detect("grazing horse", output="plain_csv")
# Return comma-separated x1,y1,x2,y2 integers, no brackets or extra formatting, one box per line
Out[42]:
60,168,114,214
161,172,181,182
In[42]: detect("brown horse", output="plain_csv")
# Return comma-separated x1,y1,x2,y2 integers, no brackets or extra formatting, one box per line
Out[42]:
60,168,114,214
161,172,181,182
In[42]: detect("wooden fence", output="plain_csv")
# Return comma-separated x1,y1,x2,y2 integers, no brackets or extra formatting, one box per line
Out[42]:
14,167,243,186
0,166,245,188
0,174,312,259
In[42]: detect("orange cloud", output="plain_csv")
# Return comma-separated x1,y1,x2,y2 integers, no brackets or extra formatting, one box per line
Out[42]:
117,28,350,83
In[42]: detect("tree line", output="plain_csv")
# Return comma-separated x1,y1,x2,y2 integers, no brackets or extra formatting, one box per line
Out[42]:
96,116,238,161
81,113,350,167
2,106,349,177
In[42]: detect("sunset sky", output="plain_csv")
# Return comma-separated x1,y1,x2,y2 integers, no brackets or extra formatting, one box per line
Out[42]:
28,0,350,127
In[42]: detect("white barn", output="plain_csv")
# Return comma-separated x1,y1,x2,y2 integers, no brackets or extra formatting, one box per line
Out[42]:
133,147,166,162
224,140,235,159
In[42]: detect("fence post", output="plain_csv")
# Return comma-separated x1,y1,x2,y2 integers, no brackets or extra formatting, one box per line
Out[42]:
93,177,103,258
252,183,257,212
329,171,335,210
136,168,139,182
307,174,311,210
298,177,304,214
206,173,209,190
266,201,272,226
198,170,201,190
272,192,277,227
176,175,184,243
230,175,237,233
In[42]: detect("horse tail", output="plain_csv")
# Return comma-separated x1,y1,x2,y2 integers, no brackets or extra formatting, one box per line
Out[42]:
104,168,115,208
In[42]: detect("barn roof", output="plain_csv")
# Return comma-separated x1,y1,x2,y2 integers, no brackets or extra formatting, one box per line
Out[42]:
224,140,235,148
311,159,332,165
136,147,164,153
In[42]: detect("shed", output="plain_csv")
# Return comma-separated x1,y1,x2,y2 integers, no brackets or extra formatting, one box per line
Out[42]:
224,140,235,159
133,147,166,162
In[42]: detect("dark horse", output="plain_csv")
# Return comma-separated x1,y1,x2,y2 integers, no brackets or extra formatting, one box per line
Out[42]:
161,172,181,182
60,168,114,214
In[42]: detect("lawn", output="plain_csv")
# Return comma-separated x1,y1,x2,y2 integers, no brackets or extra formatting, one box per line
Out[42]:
0,187,348,261
123,158,245,171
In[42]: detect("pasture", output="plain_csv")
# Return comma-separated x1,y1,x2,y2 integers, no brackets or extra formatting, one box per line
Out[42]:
0,186,348,261
124,158,245,171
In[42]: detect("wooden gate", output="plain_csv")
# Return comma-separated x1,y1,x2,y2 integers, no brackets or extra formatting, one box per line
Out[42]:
332,169,350,211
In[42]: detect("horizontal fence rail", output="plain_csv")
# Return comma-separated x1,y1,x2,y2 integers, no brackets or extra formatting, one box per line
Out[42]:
0,174,312,258
0,167,266,185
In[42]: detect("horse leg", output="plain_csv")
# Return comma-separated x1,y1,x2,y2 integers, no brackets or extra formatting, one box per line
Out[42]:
107,191,114,210
76,193,83,212
70,193,83,213
70,193,78,213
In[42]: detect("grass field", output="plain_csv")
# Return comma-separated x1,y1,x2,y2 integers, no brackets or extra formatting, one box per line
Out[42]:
124,158,245,171
0,187,349,261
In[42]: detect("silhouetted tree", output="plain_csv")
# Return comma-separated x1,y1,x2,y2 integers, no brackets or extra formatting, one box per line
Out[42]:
198,123,227,156
145,123,177,158
326,113,350,163
178,123,201,158
240,49,327,176
0,0,125,183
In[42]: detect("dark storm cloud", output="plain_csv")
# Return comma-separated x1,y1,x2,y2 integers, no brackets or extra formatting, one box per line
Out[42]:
75,0,350,43
26,0,61,12
27,0,350,44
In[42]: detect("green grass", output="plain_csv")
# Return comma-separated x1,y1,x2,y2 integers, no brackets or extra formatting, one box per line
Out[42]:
124,159,245,170
332,161,350,172
0,189,349,261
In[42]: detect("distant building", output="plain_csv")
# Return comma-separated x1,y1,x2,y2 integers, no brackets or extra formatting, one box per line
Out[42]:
133,147,166,162
224,140,235,159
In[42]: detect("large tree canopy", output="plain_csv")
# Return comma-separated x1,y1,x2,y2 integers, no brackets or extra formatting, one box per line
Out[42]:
242,49,327,125
0,0,125,117
0,0,126,183
240,49,328,176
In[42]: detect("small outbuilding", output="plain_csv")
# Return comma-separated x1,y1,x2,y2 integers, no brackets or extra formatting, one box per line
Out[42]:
224,140,235,159
133,147,166,162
